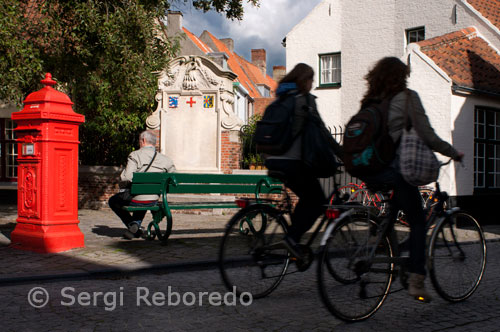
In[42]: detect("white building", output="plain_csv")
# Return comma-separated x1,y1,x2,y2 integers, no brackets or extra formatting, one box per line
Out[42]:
285,0,500,220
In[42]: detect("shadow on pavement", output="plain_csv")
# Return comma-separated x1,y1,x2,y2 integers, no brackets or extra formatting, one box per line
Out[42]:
92,225,127,238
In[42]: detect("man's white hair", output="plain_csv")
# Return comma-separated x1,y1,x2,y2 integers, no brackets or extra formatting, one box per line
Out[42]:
139,130,157,146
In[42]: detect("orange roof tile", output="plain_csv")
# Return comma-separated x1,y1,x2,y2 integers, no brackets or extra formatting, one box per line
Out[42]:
235,53,278,94
467,0,500,31
182,27,213,54
182,29,277,99
418,27,500,95
202,31,262,98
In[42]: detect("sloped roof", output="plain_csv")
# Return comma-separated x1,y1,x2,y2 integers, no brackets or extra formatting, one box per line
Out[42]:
200,31,261,98
182,29,277,99
417,27,500,95
235,52,278,93
182,27,213,54
466,0,500,31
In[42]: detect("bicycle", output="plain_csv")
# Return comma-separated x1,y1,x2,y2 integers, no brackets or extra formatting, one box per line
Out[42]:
396,185,434,226
316,160,487,321
218,170,352,299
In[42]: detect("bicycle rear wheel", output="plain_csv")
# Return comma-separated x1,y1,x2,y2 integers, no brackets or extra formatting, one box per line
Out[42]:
219,204,290,299
428,212,486,302
317,215,394,321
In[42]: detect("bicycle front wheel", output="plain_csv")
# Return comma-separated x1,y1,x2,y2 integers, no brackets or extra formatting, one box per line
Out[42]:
219,204,290,299
317,215,394,321
428,212,486,302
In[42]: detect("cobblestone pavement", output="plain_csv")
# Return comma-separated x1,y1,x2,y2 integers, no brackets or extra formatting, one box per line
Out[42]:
1,204,499,282
1,241,499,332
0,204,232,280
1,202,499,331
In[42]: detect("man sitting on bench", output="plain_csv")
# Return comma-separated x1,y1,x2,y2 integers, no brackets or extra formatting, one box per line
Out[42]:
109,130,176,239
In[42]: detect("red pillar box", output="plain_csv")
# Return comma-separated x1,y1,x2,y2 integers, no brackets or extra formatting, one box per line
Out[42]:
10,73,85,253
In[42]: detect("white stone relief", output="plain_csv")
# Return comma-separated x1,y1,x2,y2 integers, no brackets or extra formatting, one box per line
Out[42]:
146,91,162,129
220,88,242,130
180,56,201,90
200,67,221,87
160,68,179,88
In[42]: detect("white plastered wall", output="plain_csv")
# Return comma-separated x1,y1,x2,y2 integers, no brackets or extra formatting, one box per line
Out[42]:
407,48,457,194
285,0,341,128
340,0,397,125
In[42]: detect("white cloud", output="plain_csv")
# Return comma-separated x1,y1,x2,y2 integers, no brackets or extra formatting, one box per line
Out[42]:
178,0,322,75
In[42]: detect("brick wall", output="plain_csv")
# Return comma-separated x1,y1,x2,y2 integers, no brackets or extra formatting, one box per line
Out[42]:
78,166,121,209
254,97,274,116
221,130,241,174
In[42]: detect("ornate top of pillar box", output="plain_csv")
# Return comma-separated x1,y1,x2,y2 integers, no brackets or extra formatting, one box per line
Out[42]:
12,73,85,124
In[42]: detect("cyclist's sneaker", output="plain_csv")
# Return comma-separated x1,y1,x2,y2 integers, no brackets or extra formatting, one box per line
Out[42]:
408,273,432,302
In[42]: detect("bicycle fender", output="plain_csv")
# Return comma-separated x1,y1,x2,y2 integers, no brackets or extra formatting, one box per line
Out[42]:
320,209,355,246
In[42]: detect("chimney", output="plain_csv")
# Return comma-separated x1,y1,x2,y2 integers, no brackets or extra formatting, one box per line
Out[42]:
273,66,286,82
251,49,267,76
220,38,234,53
167,11,183,33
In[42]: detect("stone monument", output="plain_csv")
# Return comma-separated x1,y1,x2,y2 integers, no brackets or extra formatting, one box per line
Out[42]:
146,56,242,173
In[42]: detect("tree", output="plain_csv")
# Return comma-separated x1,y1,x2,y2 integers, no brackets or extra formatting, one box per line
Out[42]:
0,0,259,165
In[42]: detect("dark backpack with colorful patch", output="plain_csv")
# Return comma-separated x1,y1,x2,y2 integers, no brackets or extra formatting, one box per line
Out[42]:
342,98,396,177
254,91,297,155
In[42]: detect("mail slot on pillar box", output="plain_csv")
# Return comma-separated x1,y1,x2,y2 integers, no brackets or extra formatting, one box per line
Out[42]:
10,73,85,253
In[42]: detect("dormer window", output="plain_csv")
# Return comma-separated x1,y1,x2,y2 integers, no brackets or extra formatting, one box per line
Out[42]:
257,84,270,97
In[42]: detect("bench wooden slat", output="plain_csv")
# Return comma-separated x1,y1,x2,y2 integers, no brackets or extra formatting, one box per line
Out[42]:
130,183,163,195
130,183,280,195
123,205,161,212
131,172,282,185
166,184,279,194
170,203,238,210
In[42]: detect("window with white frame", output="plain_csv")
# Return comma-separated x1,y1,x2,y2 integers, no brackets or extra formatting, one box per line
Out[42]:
406,26,425,44
474,106,500,192
319,53,341,87
257,84,270,98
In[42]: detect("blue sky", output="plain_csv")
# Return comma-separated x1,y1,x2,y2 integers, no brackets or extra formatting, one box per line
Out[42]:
170,0,323,76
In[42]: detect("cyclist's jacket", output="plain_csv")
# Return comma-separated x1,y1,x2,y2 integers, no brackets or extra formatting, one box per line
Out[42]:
387,89,460,160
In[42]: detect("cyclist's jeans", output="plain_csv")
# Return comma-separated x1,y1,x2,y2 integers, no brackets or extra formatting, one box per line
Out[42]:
108,193,157,229
265,159,327,243
360,167,427,276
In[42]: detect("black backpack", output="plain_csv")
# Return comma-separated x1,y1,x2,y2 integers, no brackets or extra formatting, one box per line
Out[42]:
342,98,396,177
254,91,297,155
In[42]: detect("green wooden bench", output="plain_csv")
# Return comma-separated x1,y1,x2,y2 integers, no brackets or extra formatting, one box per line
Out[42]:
122,173,283,242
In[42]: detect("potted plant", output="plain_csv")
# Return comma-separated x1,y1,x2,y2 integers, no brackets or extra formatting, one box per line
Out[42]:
249,154,257,170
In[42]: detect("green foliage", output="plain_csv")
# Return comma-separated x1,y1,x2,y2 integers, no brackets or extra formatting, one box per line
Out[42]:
193,0,259,20
0,1,44,104
240,113,262,168
0,0,258,166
